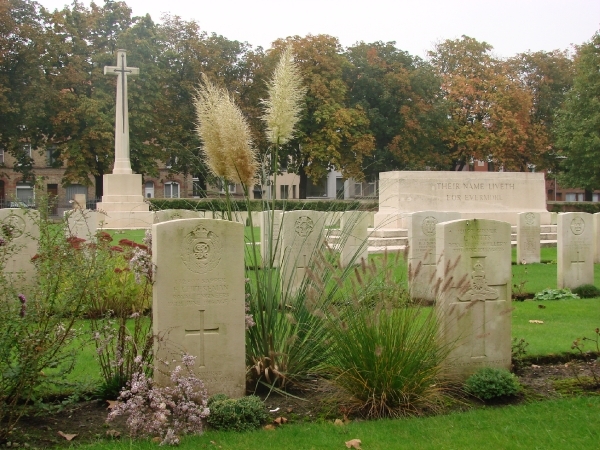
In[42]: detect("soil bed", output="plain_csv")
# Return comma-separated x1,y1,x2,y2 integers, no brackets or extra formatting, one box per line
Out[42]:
3,361,599,449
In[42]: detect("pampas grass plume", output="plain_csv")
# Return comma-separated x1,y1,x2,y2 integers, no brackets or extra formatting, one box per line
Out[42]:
262,45,306,145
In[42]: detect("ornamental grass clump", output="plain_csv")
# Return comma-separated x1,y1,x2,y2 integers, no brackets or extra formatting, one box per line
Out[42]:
322,252,451,418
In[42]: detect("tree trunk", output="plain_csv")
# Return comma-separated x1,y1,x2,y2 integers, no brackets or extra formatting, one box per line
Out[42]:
299,168,308,199
95,174,103,199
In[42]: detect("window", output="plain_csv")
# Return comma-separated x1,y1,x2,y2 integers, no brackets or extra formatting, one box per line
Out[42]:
216,179,236,194
16,181,34,205
166,155,178,169
354,182,363,197
0,148,4,164
164,182,179,198
365,181,377,197
22,144,32,158
280,184,289,199
46,146,60,167
66,184,87,201
145,181,155,198
292,185,296,199
336,178,345,199
306,177,327,198
593,194,600,202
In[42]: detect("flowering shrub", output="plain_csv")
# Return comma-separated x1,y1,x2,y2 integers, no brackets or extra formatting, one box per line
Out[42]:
89,229,154,399
0,204,96,440
108,355,209,446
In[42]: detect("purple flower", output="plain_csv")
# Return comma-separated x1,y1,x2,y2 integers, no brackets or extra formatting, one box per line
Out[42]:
18,294,26,304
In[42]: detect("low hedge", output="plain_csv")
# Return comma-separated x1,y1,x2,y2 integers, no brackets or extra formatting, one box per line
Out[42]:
149,198,378,212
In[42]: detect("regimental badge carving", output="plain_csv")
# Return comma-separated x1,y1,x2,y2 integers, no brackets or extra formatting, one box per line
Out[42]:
570,217,585,235
182,225,222,274
524,212,536,226
171,211,182,220
458,258,499,302
294,216,314,237
0,214,26,240
421,216,438,236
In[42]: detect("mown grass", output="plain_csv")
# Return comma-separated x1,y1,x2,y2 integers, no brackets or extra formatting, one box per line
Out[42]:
81,396,600,450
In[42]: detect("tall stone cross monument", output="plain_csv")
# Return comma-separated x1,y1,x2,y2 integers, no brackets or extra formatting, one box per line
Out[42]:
96,49,153,229
104,49,138,175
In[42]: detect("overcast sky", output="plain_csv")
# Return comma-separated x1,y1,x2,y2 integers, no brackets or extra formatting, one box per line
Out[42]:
37,0,600,58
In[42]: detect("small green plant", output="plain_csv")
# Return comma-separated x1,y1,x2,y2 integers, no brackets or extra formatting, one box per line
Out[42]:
464,367,522,400
569,327,600,388
533,288,579,301
512,268,529,301
572,284,600,299
206,394,268,432
511,337,529,372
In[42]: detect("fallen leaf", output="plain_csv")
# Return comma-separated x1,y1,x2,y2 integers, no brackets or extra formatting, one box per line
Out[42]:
263,424,276,430
106,429,121,438
152,437,162,443
106,400,118,410
286,408,293,413
345,438,362,449
273,417,288,425
57,431,77,441
528,320,544,324
334,419,344,426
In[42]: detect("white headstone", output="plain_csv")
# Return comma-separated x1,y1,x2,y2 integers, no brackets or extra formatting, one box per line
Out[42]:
280,210,325,296
339,211,370,267
0,208,39,283
73,193,86,210
557,212,594,289
65,209,100,241
435,219,512,380
260,210,282,268
516,212,541,264
154,209,202,223
406,211,460,302
594,213,600,264
152,219,246,397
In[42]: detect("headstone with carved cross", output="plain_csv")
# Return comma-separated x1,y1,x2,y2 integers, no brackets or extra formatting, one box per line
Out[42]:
96,49,152,229
339,211,371,268
557,212,593,289
435,219,512,380
152,218,246,397
406,211,460,302
280,210,325,297
517,212,541,265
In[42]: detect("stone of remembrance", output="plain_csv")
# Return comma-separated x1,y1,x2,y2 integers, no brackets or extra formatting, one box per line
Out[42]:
375,171,550,228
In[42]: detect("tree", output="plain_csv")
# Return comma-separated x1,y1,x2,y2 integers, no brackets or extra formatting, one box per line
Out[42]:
506,50,574,172
555,32,600,193
0,0,53,179
268,35,375,198
429,36,543,171
344,41,450,177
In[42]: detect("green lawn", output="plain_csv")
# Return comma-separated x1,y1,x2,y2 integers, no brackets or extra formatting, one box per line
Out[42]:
81,396,600,450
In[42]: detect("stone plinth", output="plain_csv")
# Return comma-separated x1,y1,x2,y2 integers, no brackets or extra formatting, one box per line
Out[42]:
96,173,153,229
375,171,550,228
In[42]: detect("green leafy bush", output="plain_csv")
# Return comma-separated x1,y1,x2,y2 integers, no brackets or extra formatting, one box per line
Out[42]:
572,284,600,299
464,367,521,400
206,395,268,432
533,288,579,301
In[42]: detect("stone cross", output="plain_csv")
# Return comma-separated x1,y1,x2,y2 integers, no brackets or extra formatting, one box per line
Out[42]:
104,49,139,175
571,249,585,282
185,310,220,367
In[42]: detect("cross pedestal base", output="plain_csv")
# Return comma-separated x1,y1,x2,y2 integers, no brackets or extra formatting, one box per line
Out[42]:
96,173,153,229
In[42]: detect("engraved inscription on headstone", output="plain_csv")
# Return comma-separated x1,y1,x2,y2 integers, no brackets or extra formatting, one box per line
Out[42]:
435,219,512,380
152,218,245,397
558,213,593,289
406,211,460,302
517,212,540,264
0,209,39,284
